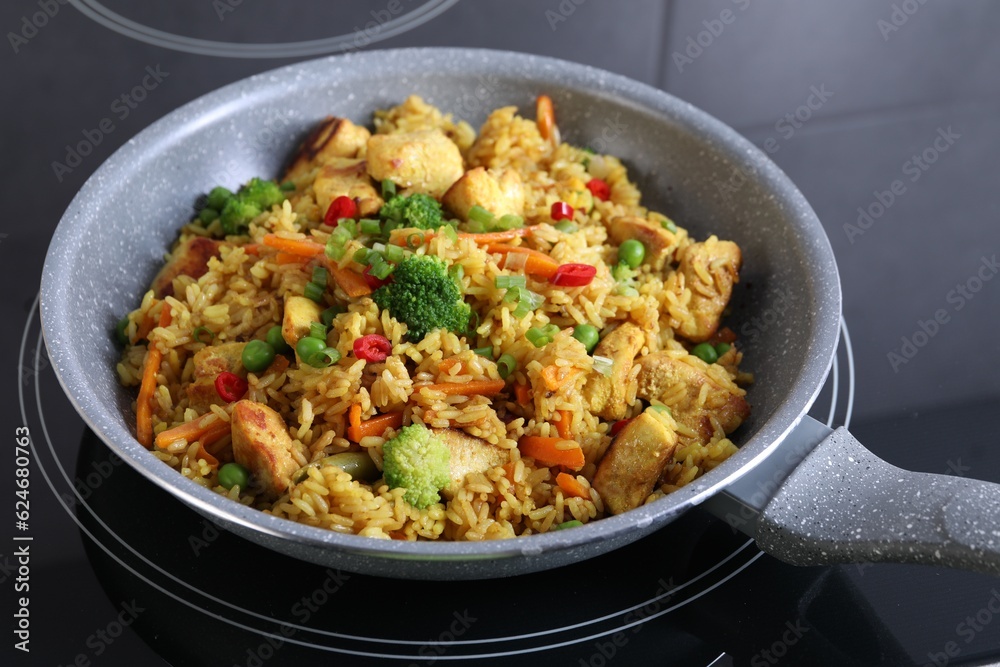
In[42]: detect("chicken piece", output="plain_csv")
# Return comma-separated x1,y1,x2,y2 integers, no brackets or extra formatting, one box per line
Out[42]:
674,237,742,342
608,216,680,271
366,129,464,198
186,342,246,412
283,116,371,181
582,322,645,421
593,412,678,515
432,428,509,489
281,295,323,348
150,237,222,298
442,167,525,221
230,400,301,500
312,158,384,218
636,351,750,442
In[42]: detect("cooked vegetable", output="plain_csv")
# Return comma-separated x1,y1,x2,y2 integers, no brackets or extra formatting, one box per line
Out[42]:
354,334,392,362
487,244,560,279
206,186,233,211
572,324,600,353
586,178,610,201
715,342,732,357
136,305,171,448
556,472,589,499
554,411,573,440
550,263,596,287
550,201,573,221
379,192,447,230
618,239,646,269
303,280,325,303
329,266,373,298
218,462,250,490
241,339,275,373
261,234,324,257
214,371,248,402
115,317,130,346
382,423,452,508
497,354,516,380
153,412,230,450
517,435,585,470
293,452,379,484
556,520,583,530
526,324,560,348
324,195,358,224
554,220,578,233
347,410,404,442
372,254,471,341
417,379,506,397
219,177,286,236
691,342,719,364
265,325,290,353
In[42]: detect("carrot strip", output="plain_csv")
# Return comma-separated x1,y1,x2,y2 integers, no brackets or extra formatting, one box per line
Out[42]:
133,302,161,342
330,266,372,297
136,305,172,448
417,379,507,397
556,472,589,499
264,354,290,377
536,94,556,142
502,462,516,485
154,412,230,449
349,403,362,432
262,234,325,257
486,244,560,279
518,435,585,470
541,365,581,393
347,411,404,443
554,410,573,439
438,358,463,374
275,252,304,265
515,382,532,405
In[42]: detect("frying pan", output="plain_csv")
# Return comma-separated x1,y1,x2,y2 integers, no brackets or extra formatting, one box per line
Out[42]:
40,48,1000,580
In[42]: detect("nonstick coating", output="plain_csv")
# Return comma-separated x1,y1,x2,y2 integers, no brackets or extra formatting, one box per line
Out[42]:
41,48,841,579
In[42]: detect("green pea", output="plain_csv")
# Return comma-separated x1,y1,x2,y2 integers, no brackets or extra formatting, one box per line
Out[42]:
714,342,732,357
198,207,218,224
295,335,326,365
115,317,130,346
241,339,276,372
218,462,250,490
618,239,645,268
691,342,718,364
572,324,600,354
266,325,291,354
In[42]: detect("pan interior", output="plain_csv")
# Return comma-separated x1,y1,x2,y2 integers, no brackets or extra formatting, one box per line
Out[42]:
41,49,840,564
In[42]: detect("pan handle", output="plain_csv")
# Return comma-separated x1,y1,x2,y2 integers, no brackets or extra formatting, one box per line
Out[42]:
711,416,1000,575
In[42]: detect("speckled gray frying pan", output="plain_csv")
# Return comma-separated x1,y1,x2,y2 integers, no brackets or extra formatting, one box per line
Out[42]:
40,48,1000,579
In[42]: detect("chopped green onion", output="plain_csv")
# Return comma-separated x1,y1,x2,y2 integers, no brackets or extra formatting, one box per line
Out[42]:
353,247,372,264
192,326,215,344
280,180,296,192
496,353,516,380
556,520,583,530
465,219,487,234
526,324,559,348
473,346,493,358
449,263,464,285
468,205,495,225
372,242,387,254
381,179,396,200
321,305,345,327
406,233,425,249
496,214,524,230
326,244,347,261
305,346,341,368
337,219,358,238
359,218,381,235
592,355,614,377
304,281,325,303
495,275,526,290
662,218,678,233
368,257,394,280
385,244,405,263
554,220,578,233
650,404,672,416
309,322,328,340
467,310,480,336
330,226,352,246
311,266,328,288
441,224,459,242
512,300,532,319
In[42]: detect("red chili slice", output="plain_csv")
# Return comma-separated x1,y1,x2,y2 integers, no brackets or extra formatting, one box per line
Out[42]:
354,334,393,362
609,418,633,437
550,201,574,221
550,263,597,287
362,264,391,290
324,196,358,224
586,178,611,201
214,371,248,402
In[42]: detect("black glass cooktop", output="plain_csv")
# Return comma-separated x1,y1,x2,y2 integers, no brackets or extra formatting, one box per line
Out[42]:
4,3,1000,666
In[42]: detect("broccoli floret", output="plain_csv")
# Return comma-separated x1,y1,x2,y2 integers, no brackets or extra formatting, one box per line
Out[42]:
211,177,287,236
382,424,451,509
372,255,471,341
379,193,446,230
